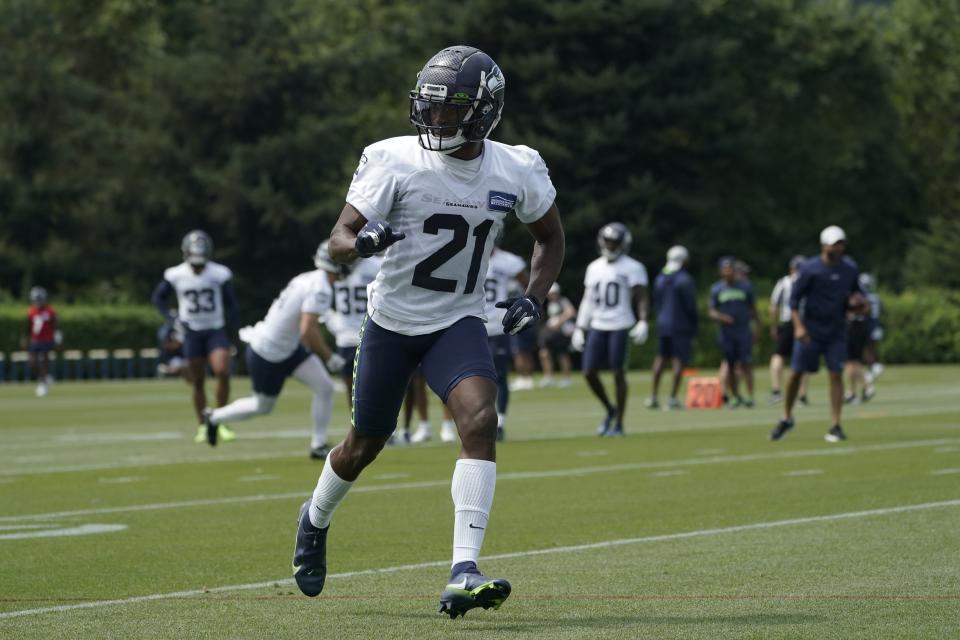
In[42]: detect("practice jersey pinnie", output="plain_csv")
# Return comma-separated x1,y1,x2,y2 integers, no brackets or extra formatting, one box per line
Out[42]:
163,262,233,331
483,249,527,337
248,271,333,362
346,136,556,336
329,256,383,348
581,256,648,331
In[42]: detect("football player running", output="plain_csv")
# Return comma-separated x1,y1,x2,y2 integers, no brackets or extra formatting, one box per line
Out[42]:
292,46,564,619
571,223,650,436
203,243,345,458
152,231,239,443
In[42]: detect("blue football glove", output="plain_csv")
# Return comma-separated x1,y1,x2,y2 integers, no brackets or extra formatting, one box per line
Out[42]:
495,295,541,335
355,220,405,258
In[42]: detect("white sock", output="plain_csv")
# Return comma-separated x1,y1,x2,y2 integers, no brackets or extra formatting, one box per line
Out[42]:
211,394,275,424
451,459,496,567
309,453,353,529
497,413,505,429
292,356,333,450
441,419,455,431
419,420,432,432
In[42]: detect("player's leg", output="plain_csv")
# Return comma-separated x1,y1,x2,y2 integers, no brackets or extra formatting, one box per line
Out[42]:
409,371,432,443
608,329,629,435
582,329,616,434
337,346,356,409
824,337,848,442
291,354,334,458
739,334,754,407
294,318,419,597
668,336,691,408
771,339,819,441
537,344,555,387
420,317,509,618
208,347,232,409
488,335,511,441
649,336,667,407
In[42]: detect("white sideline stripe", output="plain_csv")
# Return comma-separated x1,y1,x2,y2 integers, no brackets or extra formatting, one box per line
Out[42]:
1,499,958,620
0,437,955,523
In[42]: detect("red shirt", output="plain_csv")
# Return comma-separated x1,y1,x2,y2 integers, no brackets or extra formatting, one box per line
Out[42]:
27,305,57,342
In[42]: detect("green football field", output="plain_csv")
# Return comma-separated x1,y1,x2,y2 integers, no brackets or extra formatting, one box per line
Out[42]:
1,365,958,639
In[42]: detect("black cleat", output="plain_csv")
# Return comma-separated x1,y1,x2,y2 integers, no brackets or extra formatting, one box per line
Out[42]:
798,395,810,407
604,424,625,438
309,445,330,460
769,418,795,441
438,567,511,619
203,408,217,447
292,500,328,597
825,424,847,443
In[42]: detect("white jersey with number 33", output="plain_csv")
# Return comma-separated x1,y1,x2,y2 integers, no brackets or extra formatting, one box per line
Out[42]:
581,256,648,331
346,136,556,336
164,261,233,331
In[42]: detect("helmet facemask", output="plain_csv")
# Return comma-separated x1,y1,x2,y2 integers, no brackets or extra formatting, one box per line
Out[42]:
597,224,632,262
181,230,213,267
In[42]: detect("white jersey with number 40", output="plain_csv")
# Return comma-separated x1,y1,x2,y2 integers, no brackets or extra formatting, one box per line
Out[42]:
164,261,233,331
346,136,556,336
328,256,383,348
581,256,648,331
248,270,333,362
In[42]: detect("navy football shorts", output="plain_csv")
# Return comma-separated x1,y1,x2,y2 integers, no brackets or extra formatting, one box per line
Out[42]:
657,334,693,364
336,346,357,381
791,333,847,374
183,328,231,359
351,316,497,437
719,330,753,365
582,328,630,372
246,344,311,397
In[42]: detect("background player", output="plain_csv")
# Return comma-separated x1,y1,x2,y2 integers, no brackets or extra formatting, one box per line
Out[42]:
859,272,883,398
538,283,576,389
709,256,757,407
768,255,809,405
24,286,59,397
771,225,865,443
572,222,649,436
151,230,238,443
205,242,344,457
648,245,698,410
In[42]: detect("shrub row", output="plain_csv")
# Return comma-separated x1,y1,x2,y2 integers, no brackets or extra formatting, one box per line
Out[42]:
2,288,957,366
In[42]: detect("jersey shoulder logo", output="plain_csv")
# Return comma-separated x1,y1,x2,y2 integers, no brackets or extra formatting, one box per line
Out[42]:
488,191,517,213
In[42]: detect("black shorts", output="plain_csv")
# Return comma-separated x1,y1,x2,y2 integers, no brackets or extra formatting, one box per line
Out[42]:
247,345,311,397
537,328,570,355
775,322,794,357
847,319,869,362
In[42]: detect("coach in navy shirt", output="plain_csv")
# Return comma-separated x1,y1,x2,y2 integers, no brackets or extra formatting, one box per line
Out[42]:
770,225,864,443
648,246,698,409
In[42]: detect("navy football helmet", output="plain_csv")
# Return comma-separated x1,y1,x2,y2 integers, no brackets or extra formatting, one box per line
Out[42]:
29,286,47,305
597,223,632,261
181,230,213,266
409,45,505,153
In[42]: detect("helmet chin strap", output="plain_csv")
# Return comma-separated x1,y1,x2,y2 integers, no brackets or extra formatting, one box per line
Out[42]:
422,130,468,153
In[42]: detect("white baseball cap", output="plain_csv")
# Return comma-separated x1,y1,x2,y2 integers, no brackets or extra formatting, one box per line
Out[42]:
820,225,847,245
665,245,689,271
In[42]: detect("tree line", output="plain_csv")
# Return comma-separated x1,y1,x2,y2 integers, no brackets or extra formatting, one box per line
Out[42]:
1,0,957,320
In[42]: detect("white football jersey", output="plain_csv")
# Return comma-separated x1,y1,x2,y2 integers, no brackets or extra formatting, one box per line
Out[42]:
163,261,233,331
328,256,383,347
346,136,556,336
482,249,528,337
248,270,333,362
580,256,648,331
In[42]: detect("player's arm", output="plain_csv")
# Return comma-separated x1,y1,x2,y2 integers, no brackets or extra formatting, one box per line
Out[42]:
300,312,333,361
329,204,367,264
523,204,564,303
789,270,811,343
629,284,650,344
707,290,733,325
221,281,239,331
151,280,176,320
329,203,405,263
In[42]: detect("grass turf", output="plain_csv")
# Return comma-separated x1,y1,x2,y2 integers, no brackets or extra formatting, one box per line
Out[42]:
0,365,957,638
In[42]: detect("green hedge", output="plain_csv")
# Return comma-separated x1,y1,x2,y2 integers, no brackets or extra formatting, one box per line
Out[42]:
2,288,957,365
0,305,161,354
628,287,960,369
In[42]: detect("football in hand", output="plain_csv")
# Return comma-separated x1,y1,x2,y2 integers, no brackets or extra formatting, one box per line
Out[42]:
847,291,868,313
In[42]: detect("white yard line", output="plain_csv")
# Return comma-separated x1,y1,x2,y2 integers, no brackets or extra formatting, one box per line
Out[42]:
1,498,957,620
0,438,954,524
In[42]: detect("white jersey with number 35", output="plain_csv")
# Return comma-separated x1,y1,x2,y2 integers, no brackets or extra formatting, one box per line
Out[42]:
328,256,383,347
346,136,556,336
483,249,527,337
581,256,648,331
